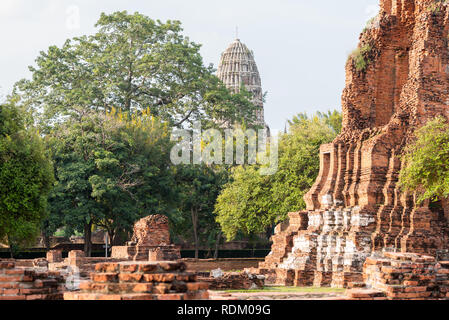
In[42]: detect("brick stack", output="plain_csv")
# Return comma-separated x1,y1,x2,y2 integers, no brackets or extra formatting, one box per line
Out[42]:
64,261,209,300
251,0,449,288
0,260,65,300
111,215,181,261
346,252,449,300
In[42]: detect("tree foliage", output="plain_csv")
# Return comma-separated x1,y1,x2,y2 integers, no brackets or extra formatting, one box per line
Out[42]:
45,109,175,255
215,110,340,241
0,103,54,252
12,11,258,130
399,116,449,203
173,164,228,258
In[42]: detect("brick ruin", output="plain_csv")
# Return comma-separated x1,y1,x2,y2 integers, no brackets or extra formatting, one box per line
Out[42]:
0,260,65,300
111,215,181,261
64,261,209,301
0,215,206,301
346,252,449,300
251,0,449,288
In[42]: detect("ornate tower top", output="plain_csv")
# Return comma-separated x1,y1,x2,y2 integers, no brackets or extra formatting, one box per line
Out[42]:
217,39,265,126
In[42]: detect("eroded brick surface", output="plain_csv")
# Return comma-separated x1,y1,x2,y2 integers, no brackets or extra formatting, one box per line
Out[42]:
64,261,209,300
0,260,65,300
346,252,449,300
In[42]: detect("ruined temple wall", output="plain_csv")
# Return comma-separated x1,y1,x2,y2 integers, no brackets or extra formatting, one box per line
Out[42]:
254,0,449,288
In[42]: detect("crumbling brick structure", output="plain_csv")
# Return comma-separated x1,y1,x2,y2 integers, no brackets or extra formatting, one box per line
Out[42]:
64,261,209,300
346,252,449,300
0,260,65,300
253,0,449,287
111,215,181,261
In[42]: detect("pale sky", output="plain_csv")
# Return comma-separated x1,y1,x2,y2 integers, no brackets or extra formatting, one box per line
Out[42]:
0,0,380,131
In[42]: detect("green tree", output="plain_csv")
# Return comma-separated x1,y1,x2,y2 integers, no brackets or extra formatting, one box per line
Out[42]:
174,164,228,259
0,103,54,256
288,109,342,134
399,116,449,219
12,11,258,130
215,111,340,241
45,109,175,256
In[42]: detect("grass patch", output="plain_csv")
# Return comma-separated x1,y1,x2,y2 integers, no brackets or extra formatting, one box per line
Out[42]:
223,286,346,294
350,44,372,72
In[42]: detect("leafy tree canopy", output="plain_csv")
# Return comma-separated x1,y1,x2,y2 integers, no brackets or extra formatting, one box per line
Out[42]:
215,110,340,241
399,116,449,204
45,109,175,254
0,103,54,251
173,164,228,258
12,11,258,130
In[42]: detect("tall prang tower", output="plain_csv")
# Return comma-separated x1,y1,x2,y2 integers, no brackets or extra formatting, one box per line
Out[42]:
217,39,267,128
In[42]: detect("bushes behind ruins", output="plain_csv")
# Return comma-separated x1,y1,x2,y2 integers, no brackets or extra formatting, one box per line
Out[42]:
0,103,54,256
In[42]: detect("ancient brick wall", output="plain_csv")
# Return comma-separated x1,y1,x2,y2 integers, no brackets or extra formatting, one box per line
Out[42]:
0,260,65,300
253,0,449,288
64,261,209,300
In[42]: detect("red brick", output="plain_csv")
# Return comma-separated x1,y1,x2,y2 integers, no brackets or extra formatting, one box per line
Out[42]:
143,273,175,282
153,284,172,294
155,293,184,300
118,273,142,283
26,295,45,300
0,295,27,300
0,283,19,289
121,293,154,300
132,283,153,293
120,264,139,273
97,294,122,301
95,263,119,273
138,264,159,273
92,273,118,283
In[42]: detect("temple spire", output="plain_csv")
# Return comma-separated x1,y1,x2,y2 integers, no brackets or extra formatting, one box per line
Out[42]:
217,37,266,127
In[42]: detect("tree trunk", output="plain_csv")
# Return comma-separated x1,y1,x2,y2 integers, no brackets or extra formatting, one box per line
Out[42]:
42,231,50,251
191,207,199,260
84,220,93,257
42,221,51,251
214,232,221,260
